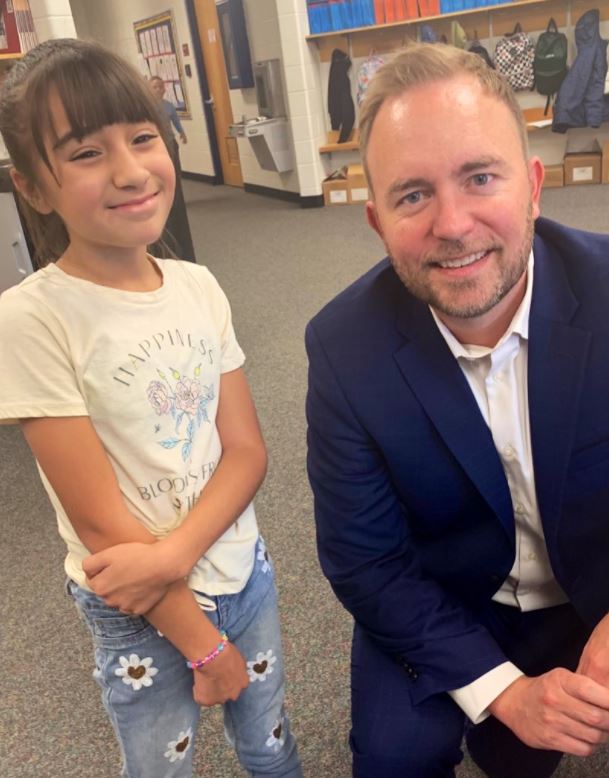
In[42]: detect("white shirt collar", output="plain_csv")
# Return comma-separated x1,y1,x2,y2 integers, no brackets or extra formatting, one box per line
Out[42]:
430,250,534,360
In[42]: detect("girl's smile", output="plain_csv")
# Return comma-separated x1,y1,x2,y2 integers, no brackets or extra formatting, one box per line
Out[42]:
108,190,162,214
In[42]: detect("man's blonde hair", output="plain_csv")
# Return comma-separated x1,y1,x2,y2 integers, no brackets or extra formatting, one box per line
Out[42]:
359,43,529,188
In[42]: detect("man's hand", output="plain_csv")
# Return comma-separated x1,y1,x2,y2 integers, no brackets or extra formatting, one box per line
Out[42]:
578,612,609,687
83,541,178,615
192,642,249,706
489,670,609,756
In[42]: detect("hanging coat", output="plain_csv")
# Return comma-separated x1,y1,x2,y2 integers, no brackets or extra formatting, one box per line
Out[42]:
328,49,355,144
552,9,609,133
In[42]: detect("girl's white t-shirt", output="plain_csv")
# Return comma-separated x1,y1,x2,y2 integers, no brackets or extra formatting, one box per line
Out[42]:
0,259,258,597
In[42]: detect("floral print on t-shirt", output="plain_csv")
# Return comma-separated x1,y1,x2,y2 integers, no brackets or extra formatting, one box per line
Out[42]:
147,363,215,461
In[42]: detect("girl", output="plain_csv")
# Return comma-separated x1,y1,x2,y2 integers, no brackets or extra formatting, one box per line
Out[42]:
0,39,302,778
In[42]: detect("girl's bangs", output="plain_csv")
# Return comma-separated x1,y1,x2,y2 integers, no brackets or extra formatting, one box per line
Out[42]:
30,50,162,160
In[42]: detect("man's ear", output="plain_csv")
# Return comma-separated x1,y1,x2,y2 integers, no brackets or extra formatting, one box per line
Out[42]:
10,168,53,215
366,199,384,241
527,156,544,220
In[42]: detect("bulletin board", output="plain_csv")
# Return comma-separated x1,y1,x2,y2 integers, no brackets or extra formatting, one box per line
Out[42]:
133,10,190,118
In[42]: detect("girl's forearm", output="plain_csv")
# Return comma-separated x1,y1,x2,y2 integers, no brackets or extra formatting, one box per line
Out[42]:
162,443,267,579
144,579,221,659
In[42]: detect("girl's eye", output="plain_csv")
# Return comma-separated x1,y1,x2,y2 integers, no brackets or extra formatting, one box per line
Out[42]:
71,149,99,161
134,132,158,144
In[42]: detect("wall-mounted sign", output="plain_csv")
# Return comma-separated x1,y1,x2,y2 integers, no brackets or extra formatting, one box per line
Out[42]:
133,10,191,119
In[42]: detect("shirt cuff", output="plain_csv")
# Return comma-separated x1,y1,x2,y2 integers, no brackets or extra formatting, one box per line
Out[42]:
448,662,524,724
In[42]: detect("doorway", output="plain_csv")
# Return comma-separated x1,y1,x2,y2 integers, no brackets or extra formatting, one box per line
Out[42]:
192,0,243,188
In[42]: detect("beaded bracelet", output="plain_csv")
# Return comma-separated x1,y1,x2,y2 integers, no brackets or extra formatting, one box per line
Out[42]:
186,631,229,671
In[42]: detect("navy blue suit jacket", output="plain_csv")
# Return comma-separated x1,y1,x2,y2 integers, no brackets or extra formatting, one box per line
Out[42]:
306,218,609,704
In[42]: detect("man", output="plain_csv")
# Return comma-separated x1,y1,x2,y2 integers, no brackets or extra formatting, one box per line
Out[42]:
306,43,609,777
148,75,196,263
150,75,189,146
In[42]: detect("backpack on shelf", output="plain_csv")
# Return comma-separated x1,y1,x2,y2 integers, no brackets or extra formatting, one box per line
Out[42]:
468,28,493,69
534,17,568,114
493,23,535,91
469,41,494,69
356,52,385,106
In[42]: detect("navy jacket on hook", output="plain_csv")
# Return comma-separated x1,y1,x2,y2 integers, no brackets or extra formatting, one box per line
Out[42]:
553,8,609,132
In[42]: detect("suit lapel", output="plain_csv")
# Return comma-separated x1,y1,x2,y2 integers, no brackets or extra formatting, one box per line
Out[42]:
528,235,591,555
393,297,515,541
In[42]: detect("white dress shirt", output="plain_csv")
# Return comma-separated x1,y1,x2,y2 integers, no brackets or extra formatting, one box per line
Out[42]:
430,252,568,723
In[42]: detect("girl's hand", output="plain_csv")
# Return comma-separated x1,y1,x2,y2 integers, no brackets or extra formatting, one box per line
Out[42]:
192,643,249,706
83,541,175,614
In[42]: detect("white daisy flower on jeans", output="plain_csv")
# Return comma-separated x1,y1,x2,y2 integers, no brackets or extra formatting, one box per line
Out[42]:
164,728,193,762
247,649,277,682
265,717,286,752
114,654,159,691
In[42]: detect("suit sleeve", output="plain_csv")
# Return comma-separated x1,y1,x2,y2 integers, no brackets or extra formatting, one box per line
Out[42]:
305,320,508,704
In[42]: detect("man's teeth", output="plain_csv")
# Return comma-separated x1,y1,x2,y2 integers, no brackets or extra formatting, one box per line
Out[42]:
437,251,487,269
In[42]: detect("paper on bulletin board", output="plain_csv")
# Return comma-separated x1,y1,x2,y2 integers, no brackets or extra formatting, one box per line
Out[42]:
161,25,171,54
168,54,179,81
136,52,150,78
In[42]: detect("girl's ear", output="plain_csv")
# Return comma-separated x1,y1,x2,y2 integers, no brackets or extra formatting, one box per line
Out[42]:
10,167,53,215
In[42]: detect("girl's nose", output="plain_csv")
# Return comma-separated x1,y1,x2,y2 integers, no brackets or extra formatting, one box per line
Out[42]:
111,146,150,189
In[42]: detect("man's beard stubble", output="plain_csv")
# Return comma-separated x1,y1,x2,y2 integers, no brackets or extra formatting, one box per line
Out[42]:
389,203,535,320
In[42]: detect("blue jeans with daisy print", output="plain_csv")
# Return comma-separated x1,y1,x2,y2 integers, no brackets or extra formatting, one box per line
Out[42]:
67,536,302,778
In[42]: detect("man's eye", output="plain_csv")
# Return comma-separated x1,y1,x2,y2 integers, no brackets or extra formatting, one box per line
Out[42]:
403,191,422,205
472,173,492,186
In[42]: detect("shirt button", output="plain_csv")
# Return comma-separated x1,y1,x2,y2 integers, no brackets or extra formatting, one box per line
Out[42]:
527,551,538,561
502,445,515,460
515,503,525,515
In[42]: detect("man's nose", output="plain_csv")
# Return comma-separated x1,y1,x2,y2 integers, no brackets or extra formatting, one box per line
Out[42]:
431,191,475,242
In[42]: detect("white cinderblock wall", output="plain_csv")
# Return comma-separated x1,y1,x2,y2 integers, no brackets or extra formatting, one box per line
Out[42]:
30,0,76,41
275,0,326,197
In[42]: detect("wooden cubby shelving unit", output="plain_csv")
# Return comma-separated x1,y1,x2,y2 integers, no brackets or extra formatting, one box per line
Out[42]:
307,0,609,57
310,0,609,154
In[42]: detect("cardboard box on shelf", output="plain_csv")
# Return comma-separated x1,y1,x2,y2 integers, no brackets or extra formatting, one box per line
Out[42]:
564,140,602,186
347,163,369,204
542,164,564,188
322,166,349,206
